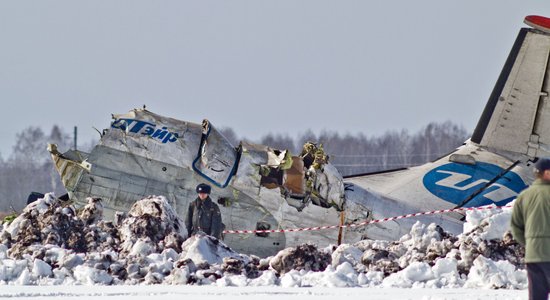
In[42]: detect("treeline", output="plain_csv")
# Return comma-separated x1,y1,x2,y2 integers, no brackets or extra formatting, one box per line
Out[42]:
0,121,468,213
223,121,469,177
0,126,96,213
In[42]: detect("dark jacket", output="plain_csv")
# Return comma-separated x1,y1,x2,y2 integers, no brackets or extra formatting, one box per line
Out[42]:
510,179,550,262
185,196,223,239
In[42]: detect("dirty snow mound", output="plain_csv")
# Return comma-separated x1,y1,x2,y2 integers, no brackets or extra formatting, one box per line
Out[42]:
0,194,527,289
119,196,187,255
270,243,331,275
3,194,89,258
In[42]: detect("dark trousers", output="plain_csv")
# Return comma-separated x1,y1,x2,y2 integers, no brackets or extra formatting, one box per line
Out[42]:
527,263,550,300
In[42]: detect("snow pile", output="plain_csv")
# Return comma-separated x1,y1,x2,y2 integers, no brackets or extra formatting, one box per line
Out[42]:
180,232,248,265
270,243,331,275
0,195,527,290
2,194,90,258
119,196,187,255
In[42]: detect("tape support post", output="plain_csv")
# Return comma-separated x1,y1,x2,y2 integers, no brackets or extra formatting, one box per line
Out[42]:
222,205,512,235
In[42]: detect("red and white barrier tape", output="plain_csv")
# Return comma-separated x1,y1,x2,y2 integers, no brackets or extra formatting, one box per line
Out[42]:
222,204,513,235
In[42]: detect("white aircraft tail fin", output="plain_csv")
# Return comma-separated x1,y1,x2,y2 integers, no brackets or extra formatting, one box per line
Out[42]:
472,17,550,159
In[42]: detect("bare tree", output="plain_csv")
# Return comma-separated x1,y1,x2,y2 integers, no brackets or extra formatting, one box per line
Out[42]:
259,133,296,154
255,121,469,176
0,125,73,213
219,127,239,147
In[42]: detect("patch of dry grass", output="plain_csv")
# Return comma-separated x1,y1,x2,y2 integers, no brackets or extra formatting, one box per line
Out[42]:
0,211,9,220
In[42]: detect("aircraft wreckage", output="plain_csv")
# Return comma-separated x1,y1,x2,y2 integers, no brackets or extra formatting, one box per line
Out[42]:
48,109,358,257
50,15,550,257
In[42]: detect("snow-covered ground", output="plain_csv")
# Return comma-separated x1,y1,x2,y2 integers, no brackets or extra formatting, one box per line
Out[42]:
0,194,529,299
0,285,526,300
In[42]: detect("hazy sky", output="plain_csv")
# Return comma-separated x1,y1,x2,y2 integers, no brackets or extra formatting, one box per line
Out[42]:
1,1,549,157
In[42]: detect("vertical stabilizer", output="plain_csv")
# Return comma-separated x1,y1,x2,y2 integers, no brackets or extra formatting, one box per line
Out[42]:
472,17,550,159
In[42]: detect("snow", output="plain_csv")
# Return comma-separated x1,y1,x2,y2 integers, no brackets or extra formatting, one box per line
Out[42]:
181,233,247,265
0,285,527,300
0,194,530,299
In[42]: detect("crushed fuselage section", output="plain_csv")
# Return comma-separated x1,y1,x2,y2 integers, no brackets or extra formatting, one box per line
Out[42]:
48,108,355,256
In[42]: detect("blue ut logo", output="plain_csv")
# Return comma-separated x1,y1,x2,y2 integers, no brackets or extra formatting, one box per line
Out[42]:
111,118,179,144
422,162,527,207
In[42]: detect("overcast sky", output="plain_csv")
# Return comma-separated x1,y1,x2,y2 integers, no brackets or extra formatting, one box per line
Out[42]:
1,1,549,157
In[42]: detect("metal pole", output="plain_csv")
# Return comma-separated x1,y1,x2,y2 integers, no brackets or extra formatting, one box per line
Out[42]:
74,126,77,151
337,211,345,245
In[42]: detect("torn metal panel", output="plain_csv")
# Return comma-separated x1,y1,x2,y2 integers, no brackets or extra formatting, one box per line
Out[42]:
47,144,90,194
192,119,240,188
283,157,305,195
310,163,345,209
239,141,288,166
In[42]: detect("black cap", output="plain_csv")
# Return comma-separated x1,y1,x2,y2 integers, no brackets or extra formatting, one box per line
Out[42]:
535,157,550,173
196,183,211,194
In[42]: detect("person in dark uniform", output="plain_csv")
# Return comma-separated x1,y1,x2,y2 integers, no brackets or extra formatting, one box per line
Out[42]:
185,183,223,239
